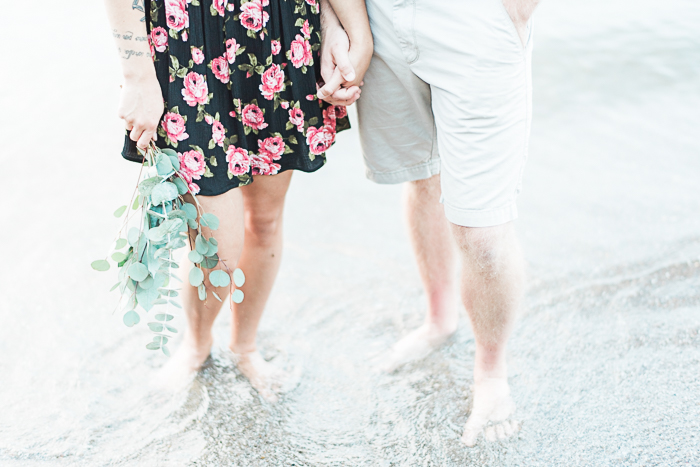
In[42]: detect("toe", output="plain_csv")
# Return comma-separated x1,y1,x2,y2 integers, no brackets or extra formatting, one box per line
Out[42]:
495,423,506,440
502,420,514,437
484,425,497,442
460,428,479,447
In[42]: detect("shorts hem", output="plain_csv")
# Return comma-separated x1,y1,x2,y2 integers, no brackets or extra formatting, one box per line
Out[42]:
443,201,518,228
365,158,440,185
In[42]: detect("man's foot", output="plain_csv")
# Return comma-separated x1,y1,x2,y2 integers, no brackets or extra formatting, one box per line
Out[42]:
461,376,519,447
230,349,292,403
154,334,213,390
379,322,457,373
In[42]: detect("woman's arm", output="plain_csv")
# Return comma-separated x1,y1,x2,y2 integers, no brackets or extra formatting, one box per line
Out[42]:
104,0,164,150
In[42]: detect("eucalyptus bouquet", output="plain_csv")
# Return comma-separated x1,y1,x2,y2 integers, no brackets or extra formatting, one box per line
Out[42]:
92,144,244,355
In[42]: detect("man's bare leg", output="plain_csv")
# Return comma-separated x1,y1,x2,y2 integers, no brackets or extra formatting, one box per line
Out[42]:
230,171,294,402
451,222,524,446
381,174,459,372
159,188,246,387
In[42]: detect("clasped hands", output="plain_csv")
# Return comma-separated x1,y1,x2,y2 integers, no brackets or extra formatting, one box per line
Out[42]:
316,21,372,107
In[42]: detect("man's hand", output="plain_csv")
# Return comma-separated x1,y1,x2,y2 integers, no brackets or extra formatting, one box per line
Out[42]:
502,0,540,46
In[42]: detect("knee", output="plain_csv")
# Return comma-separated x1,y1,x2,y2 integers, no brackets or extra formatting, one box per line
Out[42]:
453,226,507,274
245,211,283,246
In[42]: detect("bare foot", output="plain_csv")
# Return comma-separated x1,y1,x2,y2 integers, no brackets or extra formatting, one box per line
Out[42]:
379,322,456,373
230,349,292,403
461,376,519,447
153,334,212,391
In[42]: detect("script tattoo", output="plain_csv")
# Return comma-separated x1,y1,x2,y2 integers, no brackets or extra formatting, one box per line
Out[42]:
132,0,146,22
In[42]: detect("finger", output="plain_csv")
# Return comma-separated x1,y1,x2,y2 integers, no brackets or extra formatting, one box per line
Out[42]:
317,68,344,100
330,86,360,101
320,53,335,84
137,128,155,150
332,46,356,82
129,126,144,143
125,120,134,131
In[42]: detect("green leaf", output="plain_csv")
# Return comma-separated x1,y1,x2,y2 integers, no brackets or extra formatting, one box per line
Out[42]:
232,289,244,304
114,205,127,217
127,262,149,281
132,195,141,210
169,299,182,308
201,254,219,269
165,325,178,333
115,238,128,249
151,182,179,205
198,284,207,301
182,203,198,220
91,259,110,272
206,241,219,256
173,176,188,195
146,342,161,350
136,281,161,311
213,291,223,302
123,310,140,327
153,335,169,344
209,269,231,288
148,322,164,332
200,213,220,230
162,345,171,357
138,176,162,197
156,156,174,176
188,250,204,263
109,282,121,292
128,227,140,247
187,218,198,230
159,289,179,297
195,234,209,254
233,268,246,287
111,252,127,263
155,313,174,321
139,274,154,289
189,266,204,287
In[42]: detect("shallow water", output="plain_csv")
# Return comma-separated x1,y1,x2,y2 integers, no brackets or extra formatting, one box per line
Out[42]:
1,0,699,465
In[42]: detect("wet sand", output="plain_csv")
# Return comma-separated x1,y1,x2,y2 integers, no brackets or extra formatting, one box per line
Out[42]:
1,0,699,465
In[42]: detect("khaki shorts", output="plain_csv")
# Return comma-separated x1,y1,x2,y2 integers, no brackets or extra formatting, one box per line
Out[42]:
357,0,533,227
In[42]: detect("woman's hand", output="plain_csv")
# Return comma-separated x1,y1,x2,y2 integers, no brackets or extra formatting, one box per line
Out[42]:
118,75,164,150
318,23,361,105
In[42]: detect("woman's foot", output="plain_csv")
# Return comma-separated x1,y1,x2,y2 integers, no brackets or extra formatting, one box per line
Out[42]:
461,376,519,447
379,321,457,373
230,349,292,402
154,333,213,390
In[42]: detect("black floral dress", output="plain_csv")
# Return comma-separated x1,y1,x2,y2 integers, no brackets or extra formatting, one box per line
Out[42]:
122,0,350,196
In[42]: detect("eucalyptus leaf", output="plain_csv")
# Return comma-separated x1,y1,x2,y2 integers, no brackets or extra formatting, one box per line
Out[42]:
209,237,218,246
206,242,219,256
187,218,198,230
198,284,207,301
151,182,179,205
114,205,127,218
153,336,169,344
132,195,141,210
139,275,154,290
165,325,178,333
188,250,204,263
128,262,148,281
148,322,164,332
213,291,223,302
232,289,244,304
168,299,182,308
156,156,174,176
209,269,231,288
195,234,208,255
115,238,127,250
173,176,188,195
146,342,161,350
128,227,140,247
123,310,140,327
200,213,220,230
153,298,168,305
189,267,204,287
155,313,174,321
201,254,219,269
91,259,110,272
182,203,198,220
233,268,246,287
136,282,160,311
138,176,162,197
162,345,171,357
111,252,127,263
110,282,121,292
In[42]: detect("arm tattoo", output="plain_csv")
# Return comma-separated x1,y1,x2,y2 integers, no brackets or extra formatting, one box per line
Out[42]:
132,0,146,22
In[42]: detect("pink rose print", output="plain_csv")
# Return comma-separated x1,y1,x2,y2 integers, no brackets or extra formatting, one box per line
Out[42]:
288,108,304,131
181,71,209,106
211,120,226,147
335,105,348,119
241,104,268,130
225,38,241,64
191,47,204,65
250,153,281,176
213,0,228,16
305,0,318,7
259,64,285,100
151,27,168,53
161,112,189,142
289,35,312,68
225,146,251,175
306,125,336,155
239,0,270,32
301,20,311,39
179,150,207,179
280,101,289,109
182,31,188,41
178,169,200,195
258,136,285,160
211,56,230,84
165,0,189,32
229,110,236,118
271,40,281,56
323,105,336,131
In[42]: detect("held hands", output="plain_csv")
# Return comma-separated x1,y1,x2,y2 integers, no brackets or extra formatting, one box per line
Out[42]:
317,22,373,106
118,75,164,150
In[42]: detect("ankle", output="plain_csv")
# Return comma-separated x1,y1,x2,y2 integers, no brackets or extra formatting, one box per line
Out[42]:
229,342,256,355
474,346,508,380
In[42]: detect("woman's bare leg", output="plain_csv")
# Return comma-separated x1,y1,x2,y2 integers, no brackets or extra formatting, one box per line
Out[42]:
230,171,294,400
159,188,245,386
